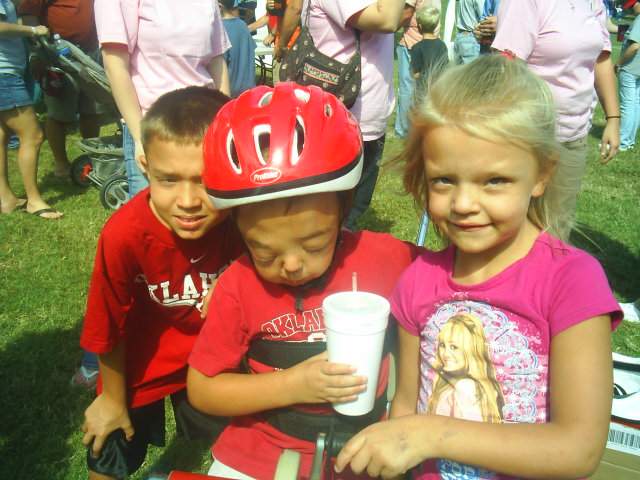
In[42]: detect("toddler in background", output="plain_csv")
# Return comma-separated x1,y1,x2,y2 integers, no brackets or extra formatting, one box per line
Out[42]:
336,55,622,480
410,6,448,99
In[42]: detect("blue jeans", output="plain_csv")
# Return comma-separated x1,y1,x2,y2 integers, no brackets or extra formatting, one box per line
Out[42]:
81,350,99,370
394,44,414,138
123,123,149,198
619,69,640,150
454,32,480,65
345,136,386,230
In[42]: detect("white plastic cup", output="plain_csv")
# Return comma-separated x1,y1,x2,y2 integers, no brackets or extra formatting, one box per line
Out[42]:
323,291,390,416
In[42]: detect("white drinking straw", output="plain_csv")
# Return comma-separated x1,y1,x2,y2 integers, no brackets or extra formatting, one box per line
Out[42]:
352,272,358,292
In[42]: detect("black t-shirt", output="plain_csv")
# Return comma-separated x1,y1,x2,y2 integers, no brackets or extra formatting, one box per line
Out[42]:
410,38,449,78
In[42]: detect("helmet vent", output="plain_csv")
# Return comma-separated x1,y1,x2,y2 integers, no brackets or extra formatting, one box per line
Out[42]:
324,104,333,117
253,124,271,166
294,88,311,103
258,92,273,107
291,115,305,165
226,131,241,174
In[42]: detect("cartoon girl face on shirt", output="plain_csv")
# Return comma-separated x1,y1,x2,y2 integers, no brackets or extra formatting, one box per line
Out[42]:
428,313,504,424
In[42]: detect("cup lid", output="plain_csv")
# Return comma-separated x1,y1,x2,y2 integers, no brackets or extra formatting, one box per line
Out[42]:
323,291,390,334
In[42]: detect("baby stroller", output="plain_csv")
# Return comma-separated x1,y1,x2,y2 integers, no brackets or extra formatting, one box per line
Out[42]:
32,36,129,210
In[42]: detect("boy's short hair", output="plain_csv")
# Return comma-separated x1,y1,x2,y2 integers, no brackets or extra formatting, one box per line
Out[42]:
141,86,230,151
220,0,236,11
416,6,440,34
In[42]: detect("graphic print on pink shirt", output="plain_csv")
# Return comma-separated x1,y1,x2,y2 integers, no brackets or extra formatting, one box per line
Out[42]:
420,299,544,479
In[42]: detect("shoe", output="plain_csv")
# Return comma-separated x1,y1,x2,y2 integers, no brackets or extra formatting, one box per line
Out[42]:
619,144,635,152
70,365,99,389
612,369,640,424
620,300,640,322
613,352,640,372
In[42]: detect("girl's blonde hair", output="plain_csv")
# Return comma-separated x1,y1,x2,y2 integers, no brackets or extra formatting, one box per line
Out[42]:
403,54,565,234
428,313,504,423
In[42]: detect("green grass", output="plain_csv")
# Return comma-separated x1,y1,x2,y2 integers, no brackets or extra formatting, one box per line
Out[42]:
1,80,640,480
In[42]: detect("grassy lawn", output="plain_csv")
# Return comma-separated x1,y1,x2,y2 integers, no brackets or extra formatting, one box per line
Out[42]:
1,64,640,480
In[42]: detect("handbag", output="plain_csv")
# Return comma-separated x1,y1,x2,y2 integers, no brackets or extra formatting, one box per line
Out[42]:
278,4,361,108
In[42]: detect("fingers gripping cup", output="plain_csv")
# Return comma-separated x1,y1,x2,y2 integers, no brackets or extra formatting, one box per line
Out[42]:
323,291,390,416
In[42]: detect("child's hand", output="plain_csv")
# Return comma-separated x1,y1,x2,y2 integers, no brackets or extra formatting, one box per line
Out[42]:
287,351,367,405
81,393,134,457
335,415,426,479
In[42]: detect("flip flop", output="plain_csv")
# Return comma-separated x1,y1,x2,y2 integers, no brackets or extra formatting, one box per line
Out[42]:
26,207,63,219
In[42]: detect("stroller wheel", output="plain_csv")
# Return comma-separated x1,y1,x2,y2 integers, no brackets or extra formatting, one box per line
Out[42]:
70,154,93,187
100,174,129,210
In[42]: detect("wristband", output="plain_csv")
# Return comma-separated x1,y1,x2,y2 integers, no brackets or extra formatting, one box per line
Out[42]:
606,115,621,119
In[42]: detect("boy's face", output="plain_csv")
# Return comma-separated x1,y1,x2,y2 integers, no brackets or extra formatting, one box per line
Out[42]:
142,138,228,240
235,193,341,287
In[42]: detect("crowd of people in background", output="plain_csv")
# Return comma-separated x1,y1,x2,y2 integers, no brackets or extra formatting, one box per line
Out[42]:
1,1,639,479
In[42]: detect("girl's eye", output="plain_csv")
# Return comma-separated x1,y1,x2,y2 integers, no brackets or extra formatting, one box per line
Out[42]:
487,177,509,186
431,177,452,186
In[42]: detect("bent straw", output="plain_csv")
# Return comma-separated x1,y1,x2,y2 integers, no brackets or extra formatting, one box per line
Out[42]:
352,272,358,292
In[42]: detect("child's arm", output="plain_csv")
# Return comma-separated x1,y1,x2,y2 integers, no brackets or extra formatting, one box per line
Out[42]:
389,324,419,419
187,351,367,416
81,342,134,457
336,315,613,479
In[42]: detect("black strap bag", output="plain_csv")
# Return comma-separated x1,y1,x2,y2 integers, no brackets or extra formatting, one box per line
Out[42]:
279,5,361,108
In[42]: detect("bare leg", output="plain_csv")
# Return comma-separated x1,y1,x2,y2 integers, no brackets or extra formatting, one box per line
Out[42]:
79,113,101,139
0,121,24,213
2,106,63,219
45,116,71,177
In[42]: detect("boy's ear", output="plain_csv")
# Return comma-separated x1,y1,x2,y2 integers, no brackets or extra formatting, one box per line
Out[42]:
138,153,149,174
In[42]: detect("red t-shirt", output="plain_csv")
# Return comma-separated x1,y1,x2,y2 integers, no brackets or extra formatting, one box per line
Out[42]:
18,0,98,50
80,190,242,408
189,231,420,479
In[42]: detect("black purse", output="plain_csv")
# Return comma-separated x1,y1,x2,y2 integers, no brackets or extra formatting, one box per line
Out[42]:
279,5,361,108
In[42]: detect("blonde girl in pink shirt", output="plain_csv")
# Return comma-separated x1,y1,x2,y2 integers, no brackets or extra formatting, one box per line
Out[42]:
334,54,621,480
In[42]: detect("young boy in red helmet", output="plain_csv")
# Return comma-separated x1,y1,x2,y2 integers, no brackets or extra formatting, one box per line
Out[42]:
187,83,422,479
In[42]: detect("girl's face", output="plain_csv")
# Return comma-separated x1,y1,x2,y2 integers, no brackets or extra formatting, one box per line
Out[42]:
423,126,549,269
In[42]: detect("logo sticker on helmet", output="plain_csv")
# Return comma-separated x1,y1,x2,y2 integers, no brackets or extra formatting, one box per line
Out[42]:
251,167,282,185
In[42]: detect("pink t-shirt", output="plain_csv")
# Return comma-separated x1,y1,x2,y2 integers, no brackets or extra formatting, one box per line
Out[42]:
94,0,230,113
391,232,621,480
492,0,611,142
306,0,395,141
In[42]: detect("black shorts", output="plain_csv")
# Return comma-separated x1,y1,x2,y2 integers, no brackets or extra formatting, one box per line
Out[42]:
86,389,227,479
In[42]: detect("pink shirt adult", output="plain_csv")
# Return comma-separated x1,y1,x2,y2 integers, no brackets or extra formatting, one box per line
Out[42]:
492,0,611,142
94,0,230,113
305,0,395,141
391,232,621,479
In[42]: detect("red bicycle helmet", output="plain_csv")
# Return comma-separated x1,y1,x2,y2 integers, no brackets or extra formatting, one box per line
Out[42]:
203,83,363,208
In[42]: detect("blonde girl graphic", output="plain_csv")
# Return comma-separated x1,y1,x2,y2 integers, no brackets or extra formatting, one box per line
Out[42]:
427,313,504,423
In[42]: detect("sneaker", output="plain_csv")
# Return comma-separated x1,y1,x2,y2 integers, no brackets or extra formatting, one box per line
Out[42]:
620,299,640,322
613,352,640,372
612,368,640,424
619,144,635,152
70,365,99,389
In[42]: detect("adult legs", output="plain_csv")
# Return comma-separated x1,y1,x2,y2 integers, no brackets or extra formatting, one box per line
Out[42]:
123,122,148,198
394,44,414,138
0,106,62,218
454,32,480,65
344,135,386,230
547,137,588,241
619,70,640,150
0,122,23,212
